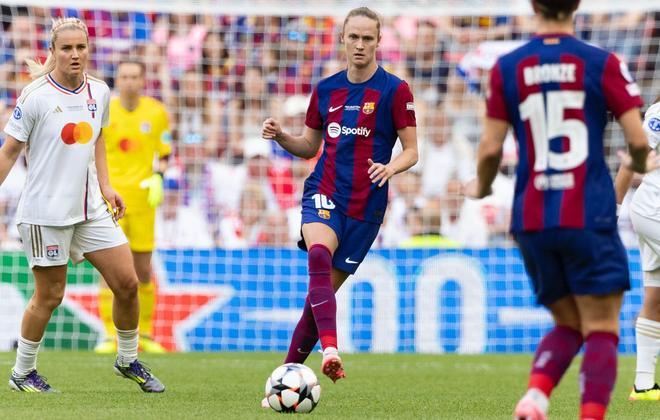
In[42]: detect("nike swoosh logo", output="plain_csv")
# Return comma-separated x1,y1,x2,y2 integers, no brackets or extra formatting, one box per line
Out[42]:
297,348,310,354
345,257,359,264
310,300,328,308
328,105,343,112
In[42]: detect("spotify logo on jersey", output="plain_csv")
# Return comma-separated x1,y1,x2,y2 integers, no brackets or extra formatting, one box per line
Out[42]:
327,122,341,138
326,122,372,139
61,122,93,145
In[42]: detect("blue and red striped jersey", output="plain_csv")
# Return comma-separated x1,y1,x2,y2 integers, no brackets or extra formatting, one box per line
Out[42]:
486,34,643,232
304,66,416,223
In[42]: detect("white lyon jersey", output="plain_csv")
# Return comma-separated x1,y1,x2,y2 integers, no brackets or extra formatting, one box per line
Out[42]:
3,73,110,226
631,102,660,220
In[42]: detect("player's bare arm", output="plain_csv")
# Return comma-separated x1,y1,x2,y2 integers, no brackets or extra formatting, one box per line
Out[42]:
95,133,126,219
614,149,659,204
262,117,323,159
614,107,660,204
619,108,651,173
464,117,509,199
614,158,638,205
0,135,25,186
368,126,418,187
614,107,654,203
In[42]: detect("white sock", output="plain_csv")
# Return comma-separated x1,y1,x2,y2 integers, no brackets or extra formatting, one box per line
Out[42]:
523,388,549,414
116,328,139,367
13,336,41,377
634,317,660,390
322,346,338,357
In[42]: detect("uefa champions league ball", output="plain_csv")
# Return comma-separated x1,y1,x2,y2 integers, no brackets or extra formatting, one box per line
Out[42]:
265,363,321,413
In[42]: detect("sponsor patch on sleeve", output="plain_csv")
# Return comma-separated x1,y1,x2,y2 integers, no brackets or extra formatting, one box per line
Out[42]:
406,102,415,111
648,117,660,132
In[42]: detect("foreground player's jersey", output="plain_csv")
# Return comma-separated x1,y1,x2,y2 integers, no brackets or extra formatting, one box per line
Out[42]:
639,102,660,189
104,96,171,198
4,73,110,226
304,66,416,223
487,34,642,232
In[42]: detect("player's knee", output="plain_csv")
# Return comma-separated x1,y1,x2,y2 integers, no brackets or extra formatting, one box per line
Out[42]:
112,274,138,302
554,316,580,332
34,289,65,312
641,290,660,319
548,296,580,329
581,319,619,337
135,267,151,283
308,244,332,267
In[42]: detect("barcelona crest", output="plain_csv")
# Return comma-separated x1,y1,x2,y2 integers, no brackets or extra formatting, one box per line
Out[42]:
362,102,375,115
317,209,331,220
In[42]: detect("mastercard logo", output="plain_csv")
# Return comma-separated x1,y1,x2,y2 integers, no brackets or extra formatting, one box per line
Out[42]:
61,122,93,145
119,138,140,152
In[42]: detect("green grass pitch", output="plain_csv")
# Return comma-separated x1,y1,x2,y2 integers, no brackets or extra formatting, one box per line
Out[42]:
0,352,655,419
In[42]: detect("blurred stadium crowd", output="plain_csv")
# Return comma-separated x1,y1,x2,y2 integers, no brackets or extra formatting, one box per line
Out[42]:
0,5,658,249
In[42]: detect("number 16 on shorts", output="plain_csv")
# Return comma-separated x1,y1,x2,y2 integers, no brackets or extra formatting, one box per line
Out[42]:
312,194,335,220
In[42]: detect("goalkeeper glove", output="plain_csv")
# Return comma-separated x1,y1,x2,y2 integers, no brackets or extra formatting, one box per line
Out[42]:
140,173,164,208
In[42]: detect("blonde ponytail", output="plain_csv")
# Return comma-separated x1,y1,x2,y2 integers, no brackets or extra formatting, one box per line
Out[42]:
25,53,56,79
25,17,89,80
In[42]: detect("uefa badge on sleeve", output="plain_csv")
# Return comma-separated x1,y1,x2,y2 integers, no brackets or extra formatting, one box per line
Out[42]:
648,117,660,132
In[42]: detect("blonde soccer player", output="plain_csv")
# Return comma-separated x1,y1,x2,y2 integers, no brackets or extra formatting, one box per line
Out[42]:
94,59,171,354
0,18,164,393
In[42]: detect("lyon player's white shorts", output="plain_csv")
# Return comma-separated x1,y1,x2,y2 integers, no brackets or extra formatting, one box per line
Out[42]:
629,208,660,287
18,212,127,268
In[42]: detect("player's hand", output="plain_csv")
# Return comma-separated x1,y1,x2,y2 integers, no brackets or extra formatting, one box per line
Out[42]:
140,173,164,207
647,151,660,172
462,178,492,199
262,118,282,141
101,185,126,220
617,149,660,173
367,159,395,187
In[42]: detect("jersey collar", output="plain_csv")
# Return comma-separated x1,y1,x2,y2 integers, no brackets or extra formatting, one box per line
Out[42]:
533,32,574,39
47,72,88,95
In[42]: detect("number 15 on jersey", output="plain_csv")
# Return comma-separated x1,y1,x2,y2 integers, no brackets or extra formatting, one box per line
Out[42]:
519,91,587,172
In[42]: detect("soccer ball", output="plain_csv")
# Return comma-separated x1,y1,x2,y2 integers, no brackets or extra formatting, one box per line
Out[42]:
264,363,321,413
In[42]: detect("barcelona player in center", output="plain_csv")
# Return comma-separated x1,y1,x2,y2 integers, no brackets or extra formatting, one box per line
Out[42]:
262,6,418,388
